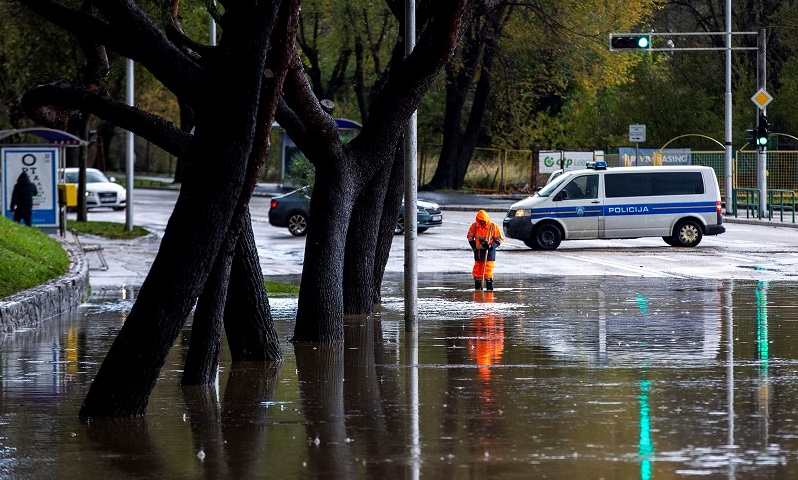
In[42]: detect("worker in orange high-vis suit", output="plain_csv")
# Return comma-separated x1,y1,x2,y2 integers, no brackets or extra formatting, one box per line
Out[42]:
467,209,503,290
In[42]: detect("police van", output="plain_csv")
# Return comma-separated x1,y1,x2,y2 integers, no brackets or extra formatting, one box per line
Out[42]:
503,162,726,250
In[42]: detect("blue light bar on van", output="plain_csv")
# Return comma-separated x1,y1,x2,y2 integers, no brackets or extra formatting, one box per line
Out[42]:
586,161,607,170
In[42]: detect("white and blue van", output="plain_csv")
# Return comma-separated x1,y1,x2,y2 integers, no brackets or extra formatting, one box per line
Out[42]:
503,162,726,250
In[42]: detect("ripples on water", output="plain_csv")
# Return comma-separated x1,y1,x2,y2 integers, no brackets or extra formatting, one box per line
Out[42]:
1,274,797,478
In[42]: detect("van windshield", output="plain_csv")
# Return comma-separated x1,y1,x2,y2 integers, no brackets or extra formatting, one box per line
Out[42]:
537,172,572,197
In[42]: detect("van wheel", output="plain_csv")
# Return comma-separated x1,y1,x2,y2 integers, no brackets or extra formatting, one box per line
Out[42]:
287,213,308,236
662,236,678,246
673,220,703,247
535,224,562,250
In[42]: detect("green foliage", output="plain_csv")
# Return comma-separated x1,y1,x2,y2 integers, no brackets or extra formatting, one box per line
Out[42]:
283,154,316,194
0,216,69,299
68,220,149,240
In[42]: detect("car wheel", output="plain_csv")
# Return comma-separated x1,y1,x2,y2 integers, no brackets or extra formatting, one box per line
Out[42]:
662,236,678,246
534,224,562,250
418,227,429,234
287,213,308,236
394,216,404,235
113,207,126,211
673,219,703,247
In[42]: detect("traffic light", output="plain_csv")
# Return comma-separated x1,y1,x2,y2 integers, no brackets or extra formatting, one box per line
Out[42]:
756,114,770,147
747,128,758,147
609,34,651,51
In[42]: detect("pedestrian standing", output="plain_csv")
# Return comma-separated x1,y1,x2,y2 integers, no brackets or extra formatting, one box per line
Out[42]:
9,172,37,226
467,209,503,290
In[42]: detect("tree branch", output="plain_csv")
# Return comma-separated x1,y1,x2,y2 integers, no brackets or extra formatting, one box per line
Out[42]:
277,50,340,162
22,82,191,157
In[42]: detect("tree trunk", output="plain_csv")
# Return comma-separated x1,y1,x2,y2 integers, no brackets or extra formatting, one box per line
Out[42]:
181,232,233,386
293,172,355,342
370,144,404,305
224,209,282,362
423,9,508,191
452,30,500,190
423,65,466,190
78,2,277,417
343,162,393,314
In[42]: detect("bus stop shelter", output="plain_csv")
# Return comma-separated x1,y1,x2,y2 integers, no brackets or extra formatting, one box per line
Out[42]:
1,127,88,234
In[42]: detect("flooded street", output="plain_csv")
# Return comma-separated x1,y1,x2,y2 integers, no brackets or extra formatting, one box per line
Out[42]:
2,274,798,478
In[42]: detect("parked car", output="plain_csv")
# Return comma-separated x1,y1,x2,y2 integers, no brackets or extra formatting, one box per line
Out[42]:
268,188,443,236
61,168,127,211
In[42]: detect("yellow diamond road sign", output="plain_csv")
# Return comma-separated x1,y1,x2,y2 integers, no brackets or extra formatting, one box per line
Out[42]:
751,88,773,110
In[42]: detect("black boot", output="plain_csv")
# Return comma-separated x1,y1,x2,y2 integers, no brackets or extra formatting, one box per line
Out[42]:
474,279,482,290
486,279,494,291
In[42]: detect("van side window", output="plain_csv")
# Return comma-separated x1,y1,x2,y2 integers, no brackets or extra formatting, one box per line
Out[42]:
605,172,704,198
563,175,598,200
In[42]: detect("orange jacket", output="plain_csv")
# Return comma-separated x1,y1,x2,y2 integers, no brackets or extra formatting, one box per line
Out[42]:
467,210,503,261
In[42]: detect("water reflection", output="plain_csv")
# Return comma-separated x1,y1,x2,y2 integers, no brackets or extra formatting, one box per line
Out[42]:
2,276,798,478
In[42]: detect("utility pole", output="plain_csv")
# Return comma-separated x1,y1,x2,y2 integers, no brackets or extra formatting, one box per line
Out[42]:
724,0,733,214
125,59,135,232
404,0,418,331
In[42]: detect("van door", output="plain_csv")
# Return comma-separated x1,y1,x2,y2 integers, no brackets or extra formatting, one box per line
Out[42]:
554,174,601,239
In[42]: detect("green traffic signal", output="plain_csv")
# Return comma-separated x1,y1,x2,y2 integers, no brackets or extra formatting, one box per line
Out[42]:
610,34,652,51
756,114,770,147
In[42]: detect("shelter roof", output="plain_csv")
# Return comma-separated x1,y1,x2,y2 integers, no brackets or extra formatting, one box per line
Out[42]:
0,127,88,147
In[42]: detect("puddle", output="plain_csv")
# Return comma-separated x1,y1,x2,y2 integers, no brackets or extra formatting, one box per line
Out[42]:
2,275,797,478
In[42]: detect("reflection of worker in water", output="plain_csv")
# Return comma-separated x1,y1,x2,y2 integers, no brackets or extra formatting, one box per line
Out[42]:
9,172,37,226
469,291,504,383
467,210,503,291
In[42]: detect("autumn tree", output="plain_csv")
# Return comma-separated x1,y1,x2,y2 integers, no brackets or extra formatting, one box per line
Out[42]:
425,0,661,189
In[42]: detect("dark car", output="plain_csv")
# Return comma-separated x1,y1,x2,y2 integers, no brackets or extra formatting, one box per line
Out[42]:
268,188,443,236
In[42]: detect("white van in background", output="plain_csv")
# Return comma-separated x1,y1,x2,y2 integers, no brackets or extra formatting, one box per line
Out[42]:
503,162,725,250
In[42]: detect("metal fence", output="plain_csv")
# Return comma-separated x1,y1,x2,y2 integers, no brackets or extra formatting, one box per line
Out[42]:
419,145,535,193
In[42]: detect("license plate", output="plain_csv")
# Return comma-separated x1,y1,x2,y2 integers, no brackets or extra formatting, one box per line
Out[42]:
431,215,441,221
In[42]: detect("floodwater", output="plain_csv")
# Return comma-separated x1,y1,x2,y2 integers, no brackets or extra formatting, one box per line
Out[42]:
2,274,798,479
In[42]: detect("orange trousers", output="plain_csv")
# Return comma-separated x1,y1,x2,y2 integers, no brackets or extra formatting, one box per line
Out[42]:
472,260,495,280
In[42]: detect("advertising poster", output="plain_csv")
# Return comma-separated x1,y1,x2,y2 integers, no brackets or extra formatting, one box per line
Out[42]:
2,147,59,227
619,148,692,166
539,151,605,173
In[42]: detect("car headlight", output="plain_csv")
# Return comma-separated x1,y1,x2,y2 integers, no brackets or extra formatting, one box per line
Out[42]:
514,209,529,217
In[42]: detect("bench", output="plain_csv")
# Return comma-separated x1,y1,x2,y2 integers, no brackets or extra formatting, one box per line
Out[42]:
71,230,109,271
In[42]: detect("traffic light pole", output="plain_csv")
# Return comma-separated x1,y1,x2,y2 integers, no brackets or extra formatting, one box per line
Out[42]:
757,28,768,218
611,19,759,214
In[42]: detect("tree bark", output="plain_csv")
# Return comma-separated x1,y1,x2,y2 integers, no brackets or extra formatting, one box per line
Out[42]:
224,210,282,362
370,144,404,306
181,232,233,386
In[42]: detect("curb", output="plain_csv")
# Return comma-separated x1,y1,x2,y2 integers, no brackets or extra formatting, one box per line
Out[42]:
0,236,90,333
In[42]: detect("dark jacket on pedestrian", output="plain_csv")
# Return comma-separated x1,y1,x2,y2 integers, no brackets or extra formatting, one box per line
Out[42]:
10,172,37,226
